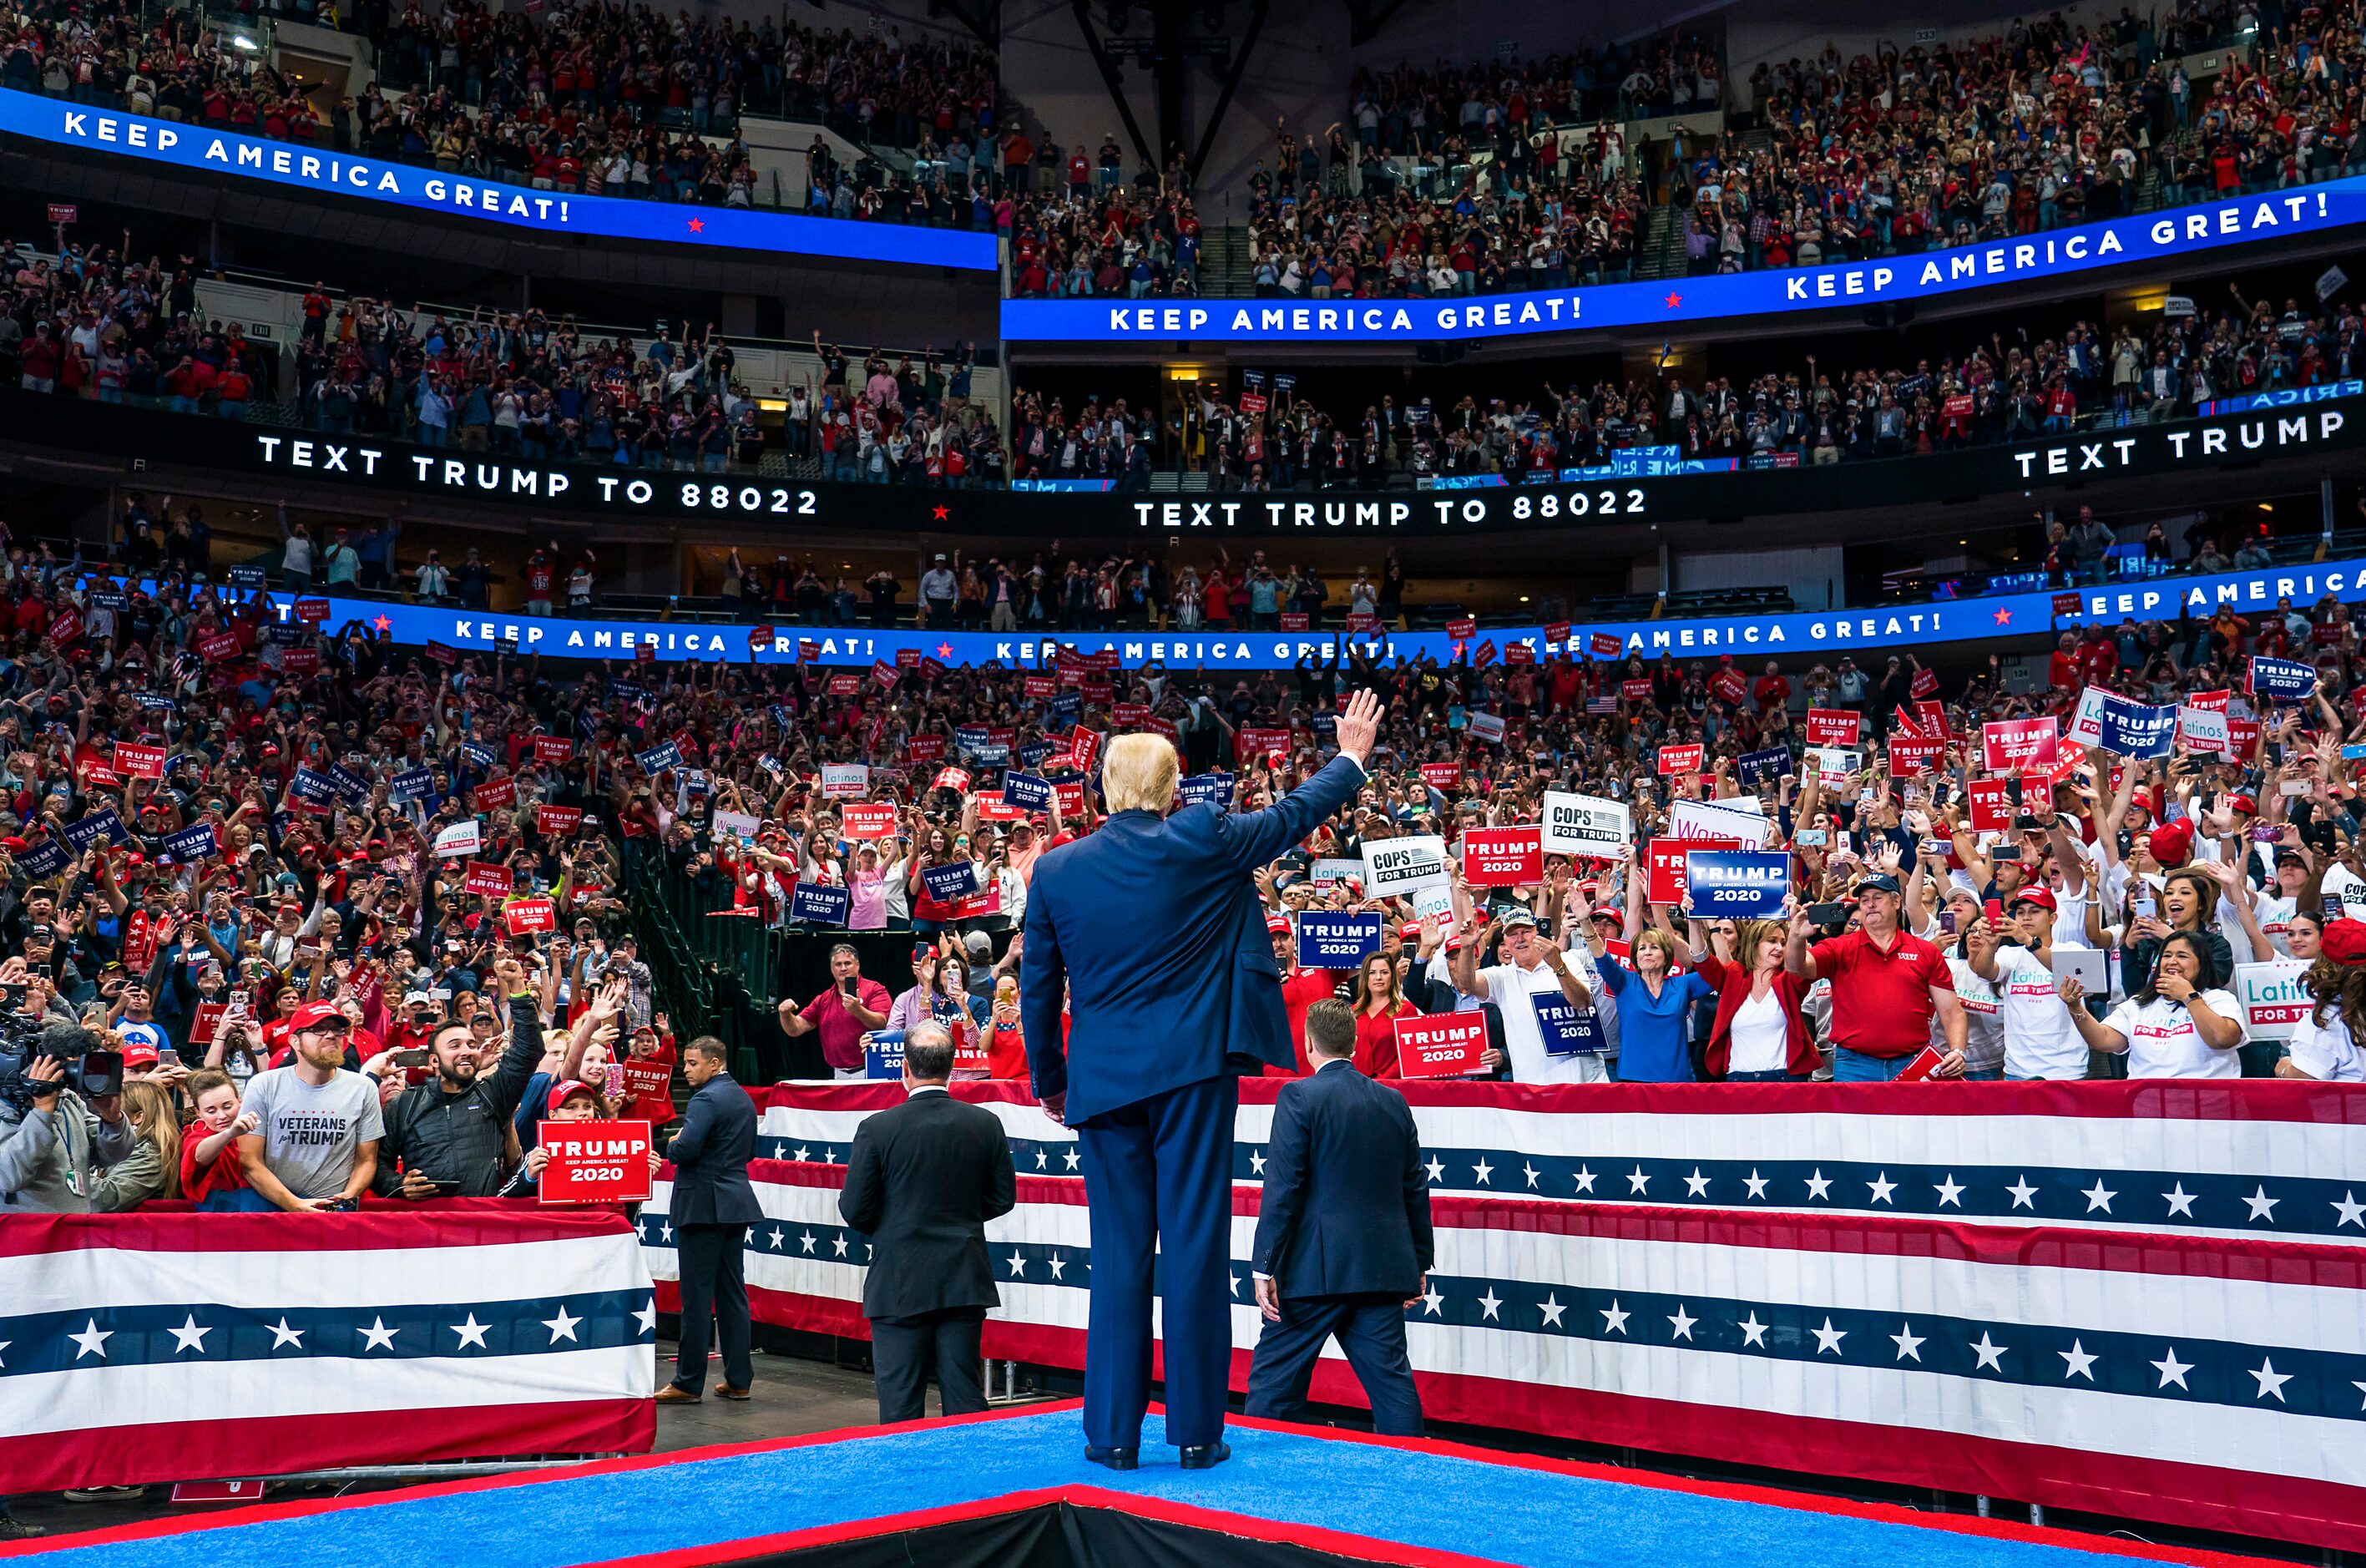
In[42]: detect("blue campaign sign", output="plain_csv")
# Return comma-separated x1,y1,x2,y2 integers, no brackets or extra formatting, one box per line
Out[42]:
635,741,682,775
1177,771,1234,809
1001,773,1055,812
2097,693,2177,759
1735,747,1791,787
160,823,220,863
790,882,851,927
254,554,2366,674
1684,852,1792,918
1005,183,2366,343
458,741,497,771
923,861,980,903
389,767,436,802
1532,993,1606,1055
326,763,372,803
5,96,997,272
62,810,127,849
1296,911,1383,968
287,767,336,804
2248,654,2320,702
14,838,68,878
863,1030,907,1080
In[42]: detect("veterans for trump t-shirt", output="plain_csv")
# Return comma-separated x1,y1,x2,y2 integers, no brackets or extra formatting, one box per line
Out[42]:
236,1066,386,1199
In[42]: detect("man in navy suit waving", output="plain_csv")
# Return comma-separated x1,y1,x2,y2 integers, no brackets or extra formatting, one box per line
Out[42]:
1022,687,1383,1471
1245,999,1433,1435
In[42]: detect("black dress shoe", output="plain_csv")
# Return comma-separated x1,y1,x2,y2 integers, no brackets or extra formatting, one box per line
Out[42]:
1178,1440,1231,1470
1083,1444,1139,1471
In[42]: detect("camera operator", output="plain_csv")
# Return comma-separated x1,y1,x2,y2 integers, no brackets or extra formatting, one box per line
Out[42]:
0,962,133,1214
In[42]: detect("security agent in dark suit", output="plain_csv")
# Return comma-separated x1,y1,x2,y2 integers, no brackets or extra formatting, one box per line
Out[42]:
1246,999,1433,1436
838,1023,1018,1424
655,1036,764,1404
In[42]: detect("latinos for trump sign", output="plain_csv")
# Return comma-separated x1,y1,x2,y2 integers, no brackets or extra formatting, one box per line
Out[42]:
1683,852,1790,918
536,1120,652,1205
1539,792,1630,858
1361,835,1449,896
1295,911,1383,969
2234,959,2312,1040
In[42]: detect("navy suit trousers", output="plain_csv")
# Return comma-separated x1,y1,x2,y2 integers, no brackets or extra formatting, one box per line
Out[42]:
1073,1073,1238,1449
1244,1292,1425,1437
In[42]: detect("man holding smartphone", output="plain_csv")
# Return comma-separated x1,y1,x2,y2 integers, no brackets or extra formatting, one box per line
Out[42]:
777,943,891,1079
365,955,544,1196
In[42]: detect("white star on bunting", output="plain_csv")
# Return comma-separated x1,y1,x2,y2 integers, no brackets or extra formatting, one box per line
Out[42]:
1007,1252,1028,1277
2161,1183,2197,1218
1600,1299,1630,1334
1573,1166,1596,1194
2059,1340,2097,1381
1682,1168,1711,1198
1803,1168,1832,1200
1477,1289,1503,1321
2080,1179,2116,1214
2251,1358,2292,1402
1423,1156,1446,1184
1627,1166,1651,1194
67,1319,111,1360
2332,1191,2366,1229
1866,1172,1897,1204
1667,1306,1696,1341
168,1314,212,1354
2151,1348,2192,1390
268,1317,305,1349
1250,1151,1266,1176
1472,1158,1494,1186
1933,1175,1964,1207
1539,1294,1566,1328
1970,1333,2008,1372
451,1314,489,1350
1737,1313,1768,1348
1742,1168,1769,1200
543,1307,582,1343
1811,1317,1847,1356
1523,1163,1540,1189
358,1317,399,1352
2242,1185,2280,1222
2005,1176,2038,1209
1891,1323,1924,1362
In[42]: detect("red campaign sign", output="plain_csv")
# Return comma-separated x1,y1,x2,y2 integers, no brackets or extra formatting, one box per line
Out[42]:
2052,592,2082,617
46,202,77,224
504,897,558,935
1053,780,1087,817
1981,717,2059,771
2226,716,2262,758
619,1060,672,1106
1544,621,1571,646
294,597,331,624
474,776,518,809
1069,729,1105,775
190,1001,227,1045
1113,702,1150,728
827,674,862,696
1888,736,1944,776
1914,699,1950,738
896,647,923,669
1710,670,1748,706
2045,741,2088,789
1145,716,1179,740
933,767,973,792
1892,705,1928,739
2186,688,2230,712
946,885,1005,920
1345,613,1379,634
1085,650,1122,671
1504,642,1537,666
199,632,241,663
919,658,948,681
798,640,821,662
1968,778,2014,833
465,861,516,896
114,743,166,780
1911,668,1942,699
976,797,1028,822
907,735,947,763
1589,632,1623,659
1657,743,1704,776
842,802,899,839
48,609,81,646
281,647,320,675
1621,679,1653,701
1241,727,1292,758
1419,762,1462,792
1472,640,1498,667
1645,840,1691,906
1804,710,1861,747
1446,617,1477,642
1279,612,1310,632
634,643,656,665
1024,675,1058,699
751,624,776,651
1083,680,1115,703
1394,1013,1489,1078
1463,825,1543,887
536,805,584,837
872,660,900,688
533,736,574,763
537,1119,652,1205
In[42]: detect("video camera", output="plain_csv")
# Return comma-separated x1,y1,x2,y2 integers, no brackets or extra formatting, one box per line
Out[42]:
0,1015,120,1114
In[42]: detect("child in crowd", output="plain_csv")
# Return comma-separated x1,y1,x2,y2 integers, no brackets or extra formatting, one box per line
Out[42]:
179,1070,256,1210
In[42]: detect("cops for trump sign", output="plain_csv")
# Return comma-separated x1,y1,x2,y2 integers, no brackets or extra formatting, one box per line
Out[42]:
1362,835,1449,896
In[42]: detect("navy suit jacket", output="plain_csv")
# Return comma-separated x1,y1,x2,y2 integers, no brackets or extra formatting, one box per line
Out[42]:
1020,753,1366,1124
1250,1060,1433,1299
665,1072,764,1227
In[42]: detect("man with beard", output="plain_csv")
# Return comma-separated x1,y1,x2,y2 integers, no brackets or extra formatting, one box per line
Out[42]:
365,952,543,1196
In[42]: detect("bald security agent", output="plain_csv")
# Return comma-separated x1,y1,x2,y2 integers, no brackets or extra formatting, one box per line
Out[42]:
655,1035,762,1404
1021,687,1384,1471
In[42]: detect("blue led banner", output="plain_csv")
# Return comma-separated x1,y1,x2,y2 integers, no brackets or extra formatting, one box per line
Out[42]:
0,94,998,271
1003,181,2366,342
283,557,2366,671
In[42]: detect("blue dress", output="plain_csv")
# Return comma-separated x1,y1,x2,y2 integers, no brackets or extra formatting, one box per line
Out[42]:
1596,963,1714,1083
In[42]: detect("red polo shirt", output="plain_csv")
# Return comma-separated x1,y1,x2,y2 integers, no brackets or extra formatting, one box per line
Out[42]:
1810,928,1955,1059
1269,968,1349,1075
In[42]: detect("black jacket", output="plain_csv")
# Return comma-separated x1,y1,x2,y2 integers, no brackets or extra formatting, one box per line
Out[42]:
1251,1060,1433,1299
837,1087,1016,1320
373,992,542,1196
667,1070,763,1227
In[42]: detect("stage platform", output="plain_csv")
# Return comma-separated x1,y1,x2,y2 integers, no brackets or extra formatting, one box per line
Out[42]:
4,1403,2271,1568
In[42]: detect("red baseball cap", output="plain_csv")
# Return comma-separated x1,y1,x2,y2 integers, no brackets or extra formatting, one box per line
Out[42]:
546,1079,597,1114
1266,914,1292,936
2009,886,2058,913
290,1000,349,1032
119,1041,159,1070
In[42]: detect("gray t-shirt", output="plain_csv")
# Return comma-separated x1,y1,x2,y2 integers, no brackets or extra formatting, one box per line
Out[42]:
238,1067,385,1200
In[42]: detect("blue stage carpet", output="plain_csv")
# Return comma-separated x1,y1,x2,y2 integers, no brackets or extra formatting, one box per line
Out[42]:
22,1406,2238,1568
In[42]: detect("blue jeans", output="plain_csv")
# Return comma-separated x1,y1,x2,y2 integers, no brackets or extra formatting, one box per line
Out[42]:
1725,1069,1805,1082
1965,1067,2005,1081
1833,1047,1915,1082
207,1188,280,1211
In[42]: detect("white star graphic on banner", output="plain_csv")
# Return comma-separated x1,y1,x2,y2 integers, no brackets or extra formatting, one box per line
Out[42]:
1667,1306,1696,1341
2059,1340,2097,1380
1600,1299,1630,1334
832,1235,850,1257
0,1341,9,1368
1811,1317,1847,1356
2151,1348,2192,1389
1803,1168,1833,1200
168,1315,211,1354
768,1227,786,1251
451,1314,490,1350
1477,1289,1503,1322
1064,1149,1081,1171
1046,1257,1066,1279
1892,1323,1924,1362
792,1146,810,1163
1969,1333,2008,1372
1472,1158,1494,1186
1737,1313,1768,1348
1742,1168,1769,1200
1420,1286,1443,1317
1424,1156,1446,1184
1523,1163,1540,1189
2161,1183,2197,1218
2251,1358,2292,1402
2080,1179,2116,1214
1573,1166,1597,1194
1627,1166,1651,1195
2243,1186,2280,1222
1682,1168,1711,1198
1250,1151,1266,1176
1035,1149,1049,1171
1866,1172,1897,1205
1933,1175,1964,1207
801,1231,817,1254
659,1222,674,1243
68,1319,112,1360
1539,1294,1566,1328
1008,1252,1028,1277
634,1302,658,1337
268,1317,306,1349
543,1308,581,1344
2005,1176,2039,1209
2333,1191,2366,1229
2353,1380,2366,1411
358,1317,399,1352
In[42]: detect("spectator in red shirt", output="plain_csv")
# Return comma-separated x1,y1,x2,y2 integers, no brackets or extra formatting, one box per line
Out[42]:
2078,625,2120,685
1750,659,1792,714
1783,873,1967,1081
1268,914,1349,1075
777,943,892,1078
1348,951,1419,1078
180,1069,255,1209
2046,632,2080,690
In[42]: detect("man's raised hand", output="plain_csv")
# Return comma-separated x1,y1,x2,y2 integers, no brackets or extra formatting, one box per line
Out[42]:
1336,687,1383,766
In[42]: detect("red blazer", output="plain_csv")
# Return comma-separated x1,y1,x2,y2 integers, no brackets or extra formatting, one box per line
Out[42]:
1691,951,1818,1079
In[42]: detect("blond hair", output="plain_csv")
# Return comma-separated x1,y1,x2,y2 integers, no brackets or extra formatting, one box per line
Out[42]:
1101,733,1180,814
